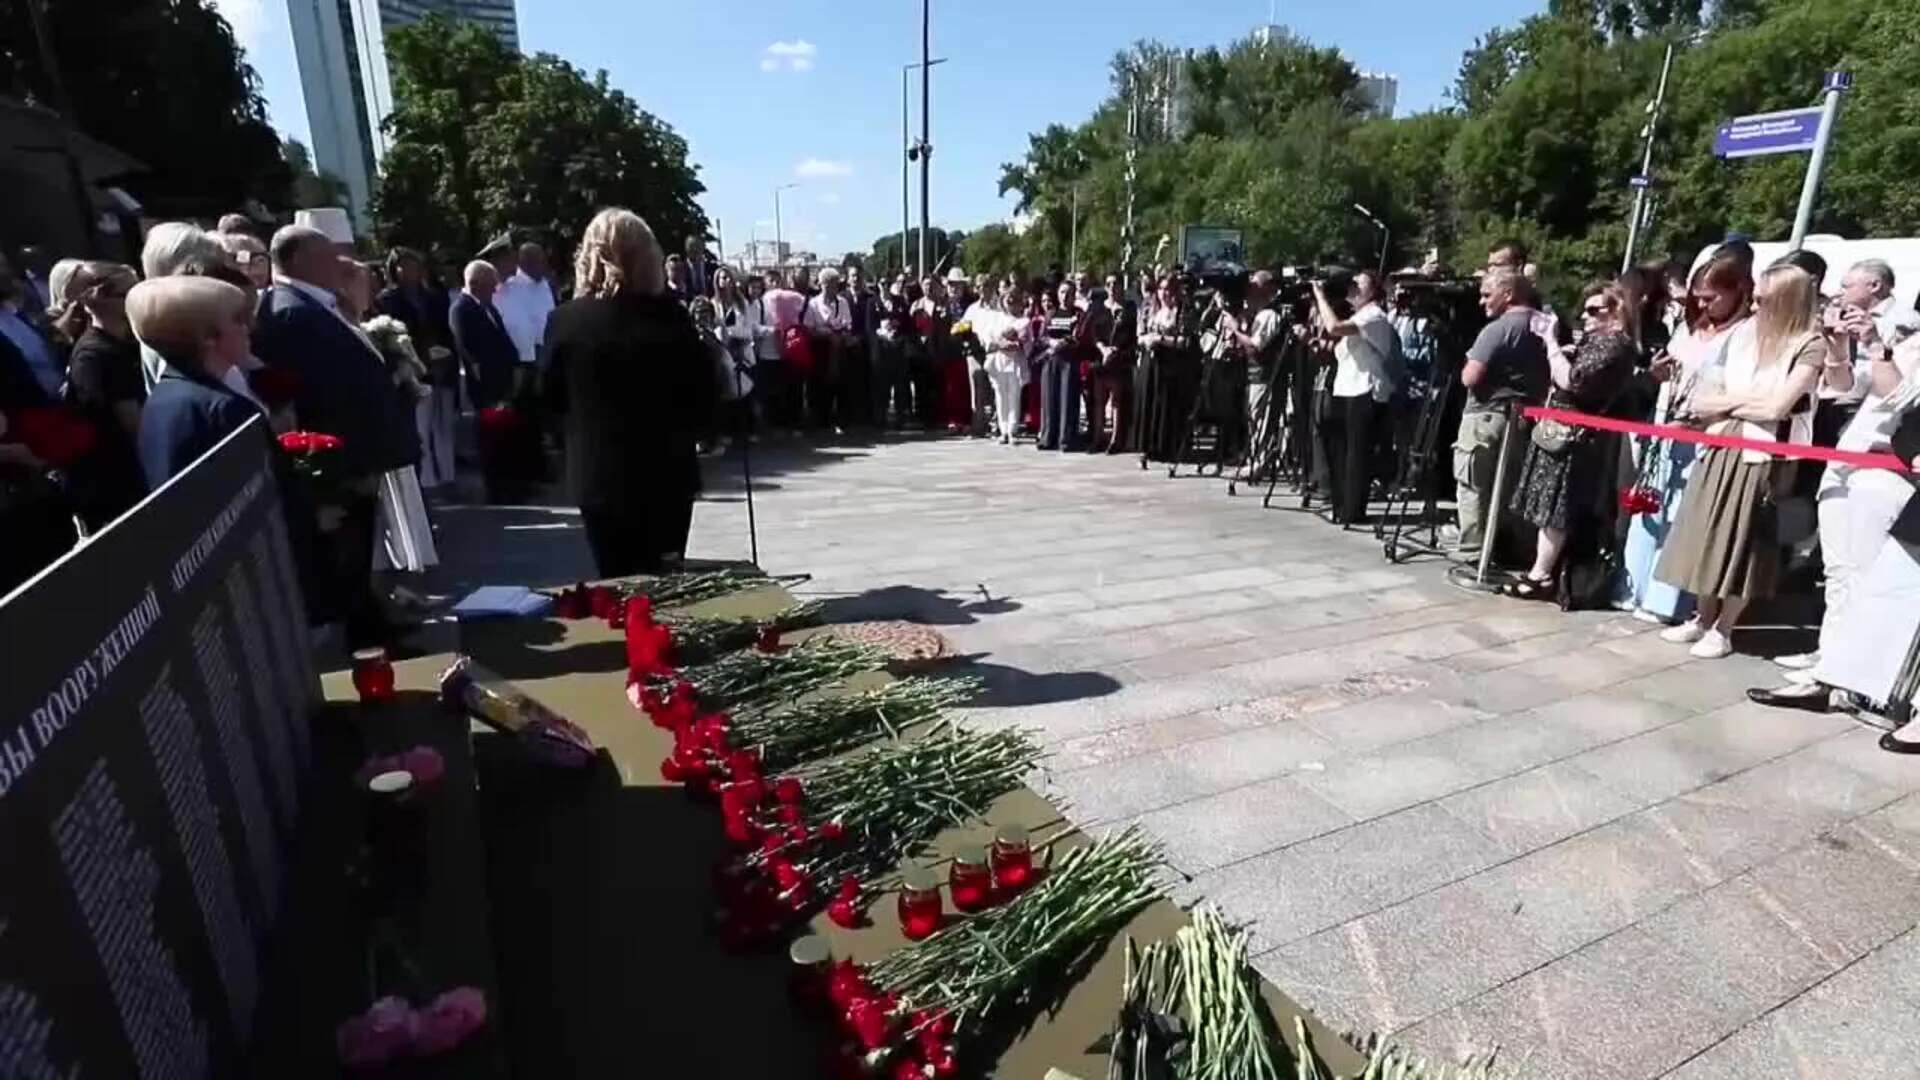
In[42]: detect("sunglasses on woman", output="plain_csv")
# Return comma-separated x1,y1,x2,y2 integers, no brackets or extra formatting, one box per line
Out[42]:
1582,302,1613,317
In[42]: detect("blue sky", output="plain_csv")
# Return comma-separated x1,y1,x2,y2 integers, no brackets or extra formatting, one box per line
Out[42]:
214,0,1543,258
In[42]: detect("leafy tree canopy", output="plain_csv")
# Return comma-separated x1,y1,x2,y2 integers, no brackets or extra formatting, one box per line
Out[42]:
373,14,706,274
0,0,291,216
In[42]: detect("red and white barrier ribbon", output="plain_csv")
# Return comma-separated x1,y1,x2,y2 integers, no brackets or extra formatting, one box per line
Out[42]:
1521,406,1911,473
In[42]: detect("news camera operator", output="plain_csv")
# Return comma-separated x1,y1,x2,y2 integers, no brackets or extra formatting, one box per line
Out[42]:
1193,281,1254,465
1312,270,1399,525
1216,272,1287,453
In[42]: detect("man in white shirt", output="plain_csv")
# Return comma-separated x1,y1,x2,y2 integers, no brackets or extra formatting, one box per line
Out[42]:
494,242,556,390
1312,271,1399,525
1819,259,1917,444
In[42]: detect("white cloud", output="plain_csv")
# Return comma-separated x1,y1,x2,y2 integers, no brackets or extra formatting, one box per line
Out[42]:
819,191,841,205
761,39,817,73
208,0,265,49
795,158,853,179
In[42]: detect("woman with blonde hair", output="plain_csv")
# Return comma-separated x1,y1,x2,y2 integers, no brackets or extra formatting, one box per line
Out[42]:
546,209,715,574
1655,263,1838,658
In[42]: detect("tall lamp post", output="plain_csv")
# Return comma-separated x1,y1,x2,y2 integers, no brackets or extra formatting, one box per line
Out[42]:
903,58,947,278
917,0,934,278
773,182,799,270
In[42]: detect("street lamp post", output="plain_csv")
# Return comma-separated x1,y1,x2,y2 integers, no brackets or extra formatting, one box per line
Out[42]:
918,0,933,278
903,58,946,278
773,183,799,270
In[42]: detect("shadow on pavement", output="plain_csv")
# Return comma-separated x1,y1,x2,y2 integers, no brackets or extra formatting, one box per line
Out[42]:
810,583,1024,625
944,653,1123,709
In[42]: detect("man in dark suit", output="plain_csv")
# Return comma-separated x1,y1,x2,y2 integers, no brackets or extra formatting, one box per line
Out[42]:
449,260,518,409
255,224,417,645
378,247,458,489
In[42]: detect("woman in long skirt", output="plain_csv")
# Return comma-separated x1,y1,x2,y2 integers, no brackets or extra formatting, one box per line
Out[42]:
1619,252,1750,621
1137,275,1197,461
1654,263,1835,659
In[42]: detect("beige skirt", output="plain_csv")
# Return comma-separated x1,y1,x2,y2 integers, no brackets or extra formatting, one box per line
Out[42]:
1654,447,1784,601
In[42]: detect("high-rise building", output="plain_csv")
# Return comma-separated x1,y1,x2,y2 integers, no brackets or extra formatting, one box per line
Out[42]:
287,0,520,225
1356,72,1399,119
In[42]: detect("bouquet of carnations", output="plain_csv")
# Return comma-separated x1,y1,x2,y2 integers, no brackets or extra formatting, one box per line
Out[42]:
277,429,349,502
708,725,1041,944
824,828,1163,1075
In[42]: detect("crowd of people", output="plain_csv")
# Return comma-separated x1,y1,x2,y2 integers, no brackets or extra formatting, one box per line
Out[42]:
5,208,1918,749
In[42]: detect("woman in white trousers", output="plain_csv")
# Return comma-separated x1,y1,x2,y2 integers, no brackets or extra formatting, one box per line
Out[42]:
982,285,1031,444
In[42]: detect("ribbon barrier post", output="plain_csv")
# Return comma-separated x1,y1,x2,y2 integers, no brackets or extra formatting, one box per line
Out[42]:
1475,414,1517,586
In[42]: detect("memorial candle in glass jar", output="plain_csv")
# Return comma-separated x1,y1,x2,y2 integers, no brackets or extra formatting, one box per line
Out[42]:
896,866,944,940
788,934,831,1006
948,845,993,912
990,825,1033,893
351,647,396,702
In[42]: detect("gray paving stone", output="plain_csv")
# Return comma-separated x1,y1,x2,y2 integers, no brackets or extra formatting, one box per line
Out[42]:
1738,821,1920,961
1431,927,1767,1080
1458,815,1713,955
1664,936,1920,1080
1438,761,1645,856
1303,694,1495,753
1254,877,1558,1037
1291,743,1486,819
1127,775,1355,875
1189,804,1508,952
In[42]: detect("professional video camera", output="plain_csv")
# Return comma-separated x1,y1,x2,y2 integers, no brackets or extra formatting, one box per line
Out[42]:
1388,273,1483,327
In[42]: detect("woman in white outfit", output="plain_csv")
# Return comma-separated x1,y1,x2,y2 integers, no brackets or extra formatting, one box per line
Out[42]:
983,284,1031,444
1748,319,1920,721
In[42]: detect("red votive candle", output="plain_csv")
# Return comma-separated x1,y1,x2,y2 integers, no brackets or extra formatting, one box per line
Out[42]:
788,934,831,1006
897,866,944,941
949,845,993,913
990,825,1034,893
351,647,396,702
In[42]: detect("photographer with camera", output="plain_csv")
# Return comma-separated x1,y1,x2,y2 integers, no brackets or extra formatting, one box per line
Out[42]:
1312,271,1399,525
1137,273,1200,461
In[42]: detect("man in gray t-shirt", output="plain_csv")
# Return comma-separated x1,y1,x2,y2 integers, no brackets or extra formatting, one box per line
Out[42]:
1452,269,1549,556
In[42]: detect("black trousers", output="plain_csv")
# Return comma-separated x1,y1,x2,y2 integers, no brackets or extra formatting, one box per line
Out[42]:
1322,395,1381,524
1089,366,1131,452
338,494,385,647
1038,350,1083,449
581,499,695,578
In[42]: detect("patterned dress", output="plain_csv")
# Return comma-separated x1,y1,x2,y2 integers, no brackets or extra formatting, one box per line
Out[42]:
1510,330,1639,532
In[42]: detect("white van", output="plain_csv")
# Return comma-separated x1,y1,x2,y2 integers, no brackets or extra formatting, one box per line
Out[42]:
1688,235,1920,304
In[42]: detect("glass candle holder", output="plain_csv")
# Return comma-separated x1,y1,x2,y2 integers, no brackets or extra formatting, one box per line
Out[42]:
896,866,944,941
351,647,396,702
990,825,1034,893
788,934,831,1006
949,845,993,913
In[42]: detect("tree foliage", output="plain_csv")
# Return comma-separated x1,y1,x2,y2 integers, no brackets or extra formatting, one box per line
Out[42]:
0,0,291,215
923,0,1920,312
373,14,706,270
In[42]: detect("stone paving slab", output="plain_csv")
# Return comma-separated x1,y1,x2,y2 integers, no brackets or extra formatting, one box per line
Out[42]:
652,436,1920,1077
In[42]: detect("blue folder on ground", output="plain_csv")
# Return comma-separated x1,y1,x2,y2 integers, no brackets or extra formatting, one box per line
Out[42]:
450,586,554,620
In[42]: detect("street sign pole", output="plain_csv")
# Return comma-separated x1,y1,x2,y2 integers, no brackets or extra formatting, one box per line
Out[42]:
1621,42,1676,273
1789,72,1851,251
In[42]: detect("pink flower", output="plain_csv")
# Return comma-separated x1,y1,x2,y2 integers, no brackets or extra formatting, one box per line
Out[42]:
336,996,418,1069
412,986,488,1056
401,746,445,786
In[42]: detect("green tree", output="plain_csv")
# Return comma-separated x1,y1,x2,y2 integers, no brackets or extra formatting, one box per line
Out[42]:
373,14,706,270
282,138,348,211
0,0,291,215
868,227,959,277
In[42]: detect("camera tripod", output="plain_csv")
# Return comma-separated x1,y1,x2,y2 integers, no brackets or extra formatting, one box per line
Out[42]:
1166,349,1249,480
1375,354,1459,563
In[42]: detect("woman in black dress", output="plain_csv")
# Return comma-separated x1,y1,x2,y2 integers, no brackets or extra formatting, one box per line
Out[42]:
51,261,148,529
1505,281,1640,598
547,209,716,576
1135,274,1198,462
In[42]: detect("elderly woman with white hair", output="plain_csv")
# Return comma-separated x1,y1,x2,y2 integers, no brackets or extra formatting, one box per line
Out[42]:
802,266,857,433
546,208,717,575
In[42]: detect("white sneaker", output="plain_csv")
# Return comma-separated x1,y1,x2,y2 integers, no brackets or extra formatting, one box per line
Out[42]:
1774,651,1819,670
1784,669,1818,686
1631,609,1668,624
1689,630,1733,659
1661,621,1706,644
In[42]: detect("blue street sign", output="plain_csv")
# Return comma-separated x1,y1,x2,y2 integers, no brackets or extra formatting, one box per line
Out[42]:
1824,71,1853,92
1714,106,1824,159
1629,175,1655,189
